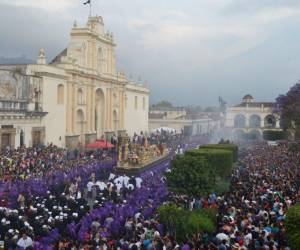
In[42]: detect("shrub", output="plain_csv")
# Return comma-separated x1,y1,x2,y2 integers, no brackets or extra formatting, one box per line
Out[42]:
158,205,216,243
286,204,300,250
195,208,217,224
157,204,186,238
166,154,216,198
187,148,233,178
263,130,287,141
186,212,215,235
218,139,231,144
200,144,238,162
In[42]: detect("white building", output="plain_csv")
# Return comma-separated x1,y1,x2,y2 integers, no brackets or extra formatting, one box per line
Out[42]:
149,107,220,136
225,95,280,139
0,15,149,149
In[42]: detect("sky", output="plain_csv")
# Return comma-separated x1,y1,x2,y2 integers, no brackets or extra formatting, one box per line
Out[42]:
0,0,300,107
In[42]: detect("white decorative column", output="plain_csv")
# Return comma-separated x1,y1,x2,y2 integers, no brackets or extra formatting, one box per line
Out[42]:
260,116,264,128
245,114,250,128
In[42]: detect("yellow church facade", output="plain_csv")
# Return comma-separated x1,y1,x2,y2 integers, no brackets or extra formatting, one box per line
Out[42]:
0,16,149,149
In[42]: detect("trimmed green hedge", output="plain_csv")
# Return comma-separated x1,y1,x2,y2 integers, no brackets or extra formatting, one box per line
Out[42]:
158,204,216,243
186,148,233,178
263,130,287,141
200,144,238,162
166,154,216,197
286,204,300,250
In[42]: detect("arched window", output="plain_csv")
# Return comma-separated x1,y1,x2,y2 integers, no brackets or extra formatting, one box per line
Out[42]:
135,96,138,109
249,114,261,128
234,114,246,128
264,114,276,128
57,84,64,104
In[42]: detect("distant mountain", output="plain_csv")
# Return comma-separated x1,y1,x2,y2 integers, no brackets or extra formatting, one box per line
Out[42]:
0,55,35,65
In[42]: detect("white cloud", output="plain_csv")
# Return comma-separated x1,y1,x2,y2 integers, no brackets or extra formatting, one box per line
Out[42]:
1,0,300,105
1,0,78,11
125,3,300,65
254,6,300,23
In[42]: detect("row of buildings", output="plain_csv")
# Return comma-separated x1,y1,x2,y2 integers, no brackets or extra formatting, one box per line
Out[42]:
0,14,281,150
148,94,281,141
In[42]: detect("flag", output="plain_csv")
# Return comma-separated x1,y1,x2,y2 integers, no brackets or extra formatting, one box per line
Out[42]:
84,0,91,5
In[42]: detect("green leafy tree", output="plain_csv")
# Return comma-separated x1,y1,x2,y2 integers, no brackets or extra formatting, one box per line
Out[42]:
186,212,215,235
276,83,300,139
166,155,216,198
151,101,173,109
286,204,300,249
157,204,187,240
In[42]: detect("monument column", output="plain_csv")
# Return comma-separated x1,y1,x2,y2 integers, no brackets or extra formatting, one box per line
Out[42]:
260,116,264,128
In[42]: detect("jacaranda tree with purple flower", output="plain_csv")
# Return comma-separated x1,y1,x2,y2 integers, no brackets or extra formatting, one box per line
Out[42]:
276,82,300,139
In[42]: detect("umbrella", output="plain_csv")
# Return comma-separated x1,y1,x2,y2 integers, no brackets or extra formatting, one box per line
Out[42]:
85,140,115,149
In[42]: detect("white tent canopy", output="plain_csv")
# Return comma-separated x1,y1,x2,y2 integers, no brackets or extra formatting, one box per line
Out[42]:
152,127,176,133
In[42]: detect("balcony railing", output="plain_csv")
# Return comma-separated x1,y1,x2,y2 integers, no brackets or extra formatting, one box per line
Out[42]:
0,100,28,111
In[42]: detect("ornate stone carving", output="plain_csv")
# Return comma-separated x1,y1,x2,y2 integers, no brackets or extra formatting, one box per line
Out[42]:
0,82,16,99
37,48,46,64
38,48,45,58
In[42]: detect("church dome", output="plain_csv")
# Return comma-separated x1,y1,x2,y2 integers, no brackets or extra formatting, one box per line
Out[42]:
242,94,253,103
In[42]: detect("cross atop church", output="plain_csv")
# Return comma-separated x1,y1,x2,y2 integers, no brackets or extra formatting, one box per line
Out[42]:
84,0,92,17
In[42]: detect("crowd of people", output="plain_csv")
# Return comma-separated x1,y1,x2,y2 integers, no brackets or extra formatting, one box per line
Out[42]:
209,142,299,250
0,133,298,249
0,144,114,181
163,142,299,249
0,169,147,249
0,131,190,249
